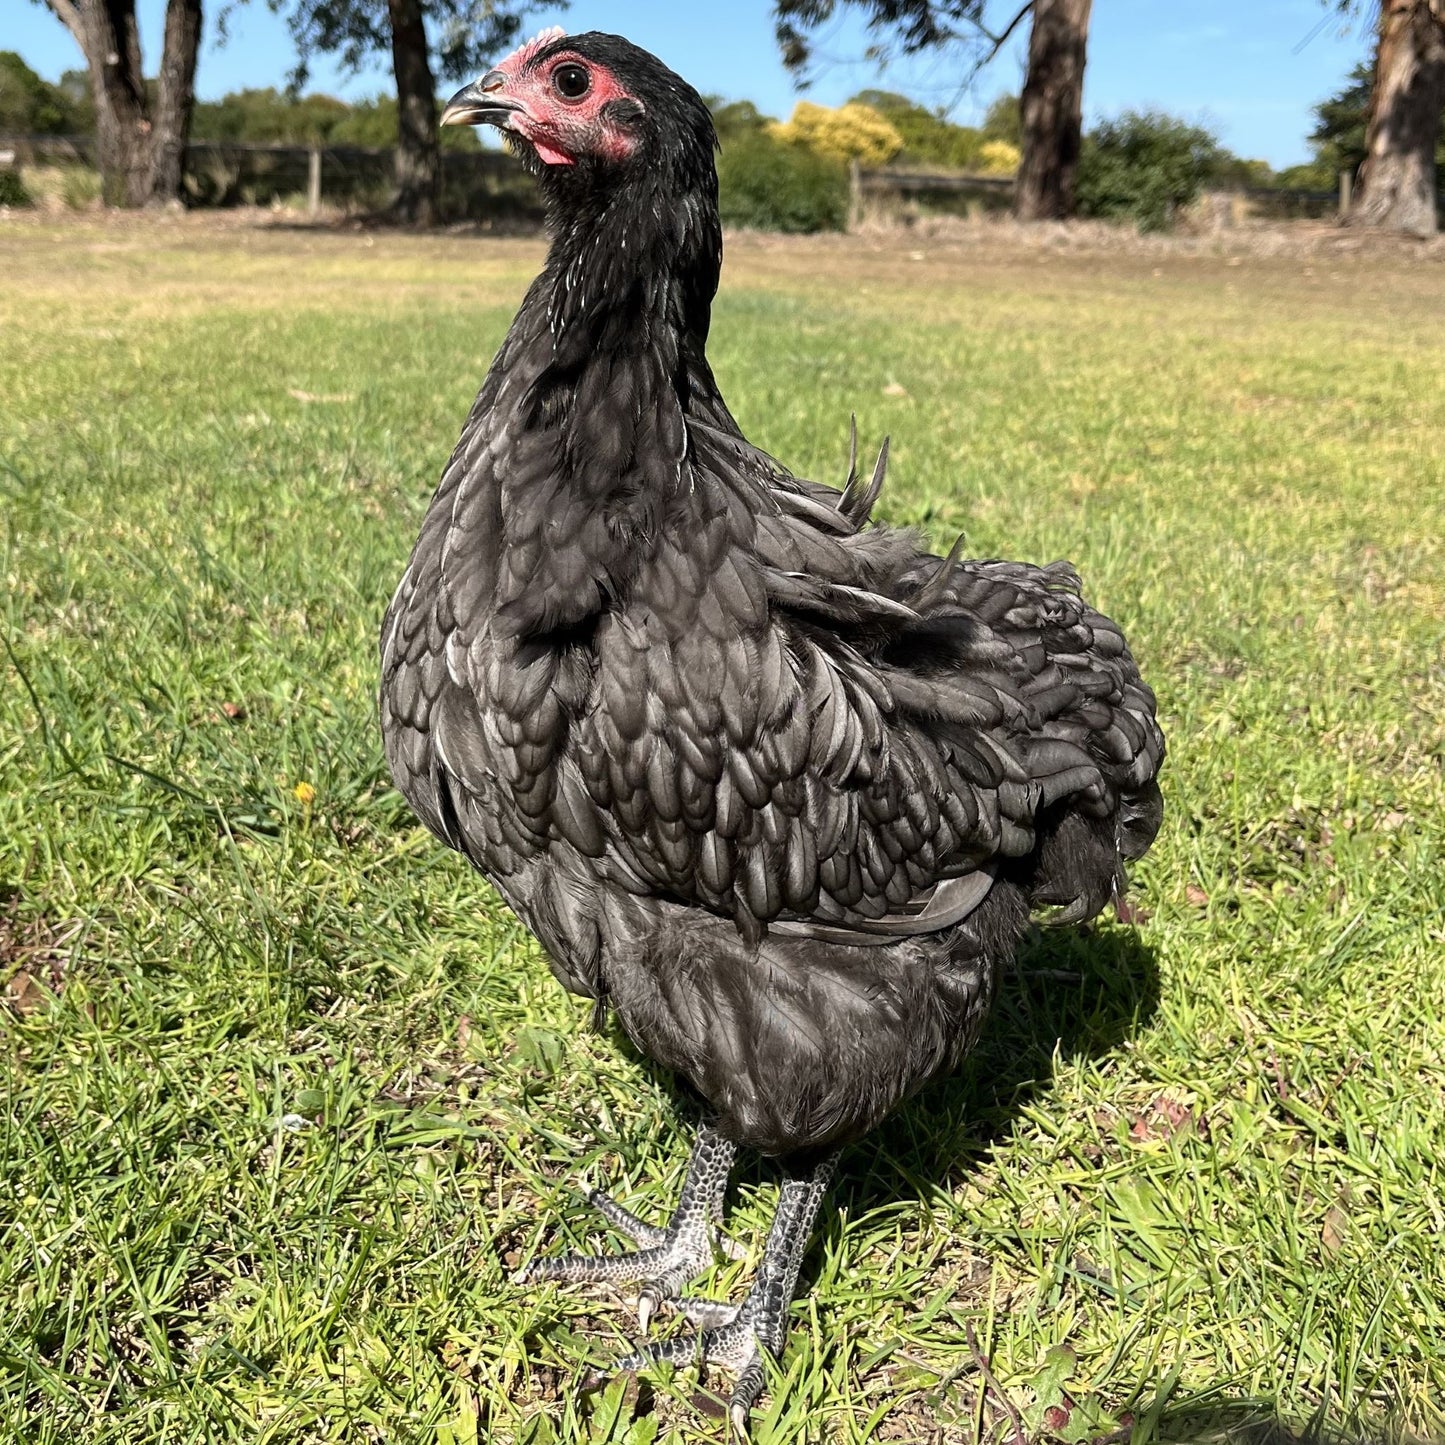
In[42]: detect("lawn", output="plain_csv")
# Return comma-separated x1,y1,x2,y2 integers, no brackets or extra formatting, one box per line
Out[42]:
2,212,1443,1445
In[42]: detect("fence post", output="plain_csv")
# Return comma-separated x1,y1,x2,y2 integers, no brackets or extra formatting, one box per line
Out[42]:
848,158,862,231
1338,168,1352,219
308,145,322,217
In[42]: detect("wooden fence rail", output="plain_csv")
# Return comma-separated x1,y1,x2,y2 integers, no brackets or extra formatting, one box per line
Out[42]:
8,137,1437,231
850,161,1409,228
0,134,542,224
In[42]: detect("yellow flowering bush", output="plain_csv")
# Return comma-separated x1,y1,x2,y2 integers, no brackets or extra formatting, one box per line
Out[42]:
768,101,904,166
975,139,1021,176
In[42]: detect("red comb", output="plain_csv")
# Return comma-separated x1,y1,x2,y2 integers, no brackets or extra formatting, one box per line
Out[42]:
503,25,567,71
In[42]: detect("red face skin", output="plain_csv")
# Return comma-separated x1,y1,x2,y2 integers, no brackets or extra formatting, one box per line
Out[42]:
492,41,644,168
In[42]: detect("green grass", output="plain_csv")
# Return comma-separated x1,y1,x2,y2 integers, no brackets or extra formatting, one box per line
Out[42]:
2,214,1443,1445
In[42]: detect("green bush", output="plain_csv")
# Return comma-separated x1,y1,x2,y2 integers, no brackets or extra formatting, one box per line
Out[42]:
850,89,985,170
982,93,1021,147
0,51,75,134
710,99,769,146
1077,110,1224,231
189,87,479,152
1275,160,1337,191
0,168,32,207
717,130,847,233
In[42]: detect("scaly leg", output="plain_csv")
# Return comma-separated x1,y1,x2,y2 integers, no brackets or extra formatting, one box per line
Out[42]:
518,1123,739,1328
596,1150,840,1439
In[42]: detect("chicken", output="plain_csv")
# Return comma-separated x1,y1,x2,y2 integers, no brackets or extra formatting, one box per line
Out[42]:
380,28,1164,1433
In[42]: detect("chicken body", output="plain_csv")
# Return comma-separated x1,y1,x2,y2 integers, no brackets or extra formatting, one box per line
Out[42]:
380,28,1163,1429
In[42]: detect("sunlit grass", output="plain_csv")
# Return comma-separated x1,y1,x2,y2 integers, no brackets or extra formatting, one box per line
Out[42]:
2,214,1443,1445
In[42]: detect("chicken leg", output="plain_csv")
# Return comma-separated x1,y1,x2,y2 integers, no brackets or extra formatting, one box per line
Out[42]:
519,1123,740,1327
598,1150,840,1437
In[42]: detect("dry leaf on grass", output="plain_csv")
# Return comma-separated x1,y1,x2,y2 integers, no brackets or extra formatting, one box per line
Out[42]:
5,968,49,1015
1128,1095,1200,1142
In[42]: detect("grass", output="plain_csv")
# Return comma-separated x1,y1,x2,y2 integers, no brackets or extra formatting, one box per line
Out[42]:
1,211,1443,1445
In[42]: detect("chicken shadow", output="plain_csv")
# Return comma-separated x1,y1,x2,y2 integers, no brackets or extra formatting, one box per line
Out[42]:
1113,1404,1440,1445
605,917,1162,1219
590,932,1433,1444
602,915,1160,1225
837,917,1162,1204
591,920,1167,1424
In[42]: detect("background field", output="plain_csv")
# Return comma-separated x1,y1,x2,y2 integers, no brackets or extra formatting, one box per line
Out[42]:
2,213,1443,1445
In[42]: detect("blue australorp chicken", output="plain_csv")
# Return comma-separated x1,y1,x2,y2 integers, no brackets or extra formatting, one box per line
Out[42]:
380,28,1164,1434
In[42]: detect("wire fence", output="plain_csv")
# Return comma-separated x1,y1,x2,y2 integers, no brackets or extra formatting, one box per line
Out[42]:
1,134,544,225
7,135,1432,231
852,161,1367,227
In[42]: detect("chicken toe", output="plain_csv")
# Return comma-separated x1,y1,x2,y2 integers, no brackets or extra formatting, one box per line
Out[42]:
582,1151,838,1436
518,1123,737,1320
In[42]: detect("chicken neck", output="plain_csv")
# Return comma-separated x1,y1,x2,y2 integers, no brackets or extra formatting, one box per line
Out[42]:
488,165,724,640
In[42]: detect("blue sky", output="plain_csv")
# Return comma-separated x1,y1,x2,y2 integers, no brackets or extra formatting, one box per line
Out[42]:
10,0,1371,168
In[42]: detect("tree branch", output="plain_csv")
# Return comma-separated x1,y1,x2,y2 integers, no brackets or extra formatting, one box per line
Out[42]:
42,0,86,48
938,0,1035,116
977,0,1035,66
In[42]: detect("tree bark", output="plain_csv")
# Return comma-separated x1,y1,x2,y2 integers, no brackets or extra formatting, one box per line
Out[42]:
1013,0,1092,222
387,0,440,225
148,0,203,205
1350,0,1445,234
44,0,204,207
87,0,151,205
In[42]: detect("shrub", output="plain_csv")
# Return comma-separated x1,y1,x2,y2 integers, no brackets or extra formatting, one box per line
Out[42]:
982,93,1021,147
849,90,984,170
718,130,847,232
710,99,770,145
769,100,903,166
976,139,1020,176
0,168,31,207
1077,110,1224,231
1275,161,1337,192
192,87,350,144
0,51,79,134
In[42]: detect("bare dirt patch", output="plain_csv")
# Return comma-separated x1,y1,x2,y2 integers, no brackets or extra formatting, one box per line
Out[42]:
1,906,78,1014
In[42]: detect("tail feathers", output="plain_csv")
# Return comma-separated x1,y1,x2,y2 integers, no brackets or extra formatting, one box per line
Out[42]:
1018,806,1123,926
1118,779,1164,862
837,421,889,529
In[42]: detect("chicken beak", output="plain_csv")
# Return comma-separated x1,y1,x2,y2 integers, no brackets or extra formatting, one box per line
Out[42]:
440,71,521,128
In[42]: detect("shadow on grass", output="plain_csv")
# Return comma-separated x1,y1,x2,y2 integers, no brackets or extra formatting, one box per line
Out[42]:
848,918,1163,1201
586,919,1168,1433
602,919,1160,1217
550,926,1439,1443
1139,1402,1442,1445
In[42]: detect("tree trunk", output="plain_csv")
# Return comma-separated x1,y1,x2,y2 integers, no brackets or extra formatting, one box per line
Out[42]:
1013,0,1092,222
387,0,440,225
87,0,151,206
45,0,204,208
148,0,203,205
1350,0,1445,234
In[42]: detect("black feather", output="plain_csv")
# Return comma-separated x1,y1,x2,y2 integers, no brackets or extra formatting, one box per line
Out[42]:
379,32,1165,1159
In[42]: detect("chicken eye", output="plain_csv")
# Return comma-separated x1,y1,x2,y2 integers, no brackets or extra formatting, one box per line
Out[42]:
552,63,591,101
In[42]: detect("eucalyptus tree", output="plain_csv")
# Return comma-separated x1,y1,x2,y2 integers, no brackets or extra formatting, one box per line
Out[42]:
279,0,561,222
1345,0,1445,232
34,0,203,206
773,0,1093,220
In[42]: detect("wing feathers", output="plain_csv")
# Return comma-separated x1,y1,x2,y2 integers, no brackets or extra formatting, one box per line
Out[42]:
386,409,1163,950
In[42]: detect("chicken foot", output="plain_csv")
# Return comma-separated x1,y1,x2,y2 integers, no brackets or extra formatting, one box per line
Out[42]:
592,1150,840,1439
518,1122,740,1327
